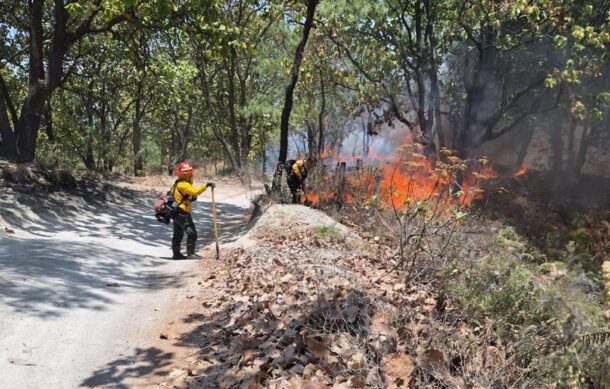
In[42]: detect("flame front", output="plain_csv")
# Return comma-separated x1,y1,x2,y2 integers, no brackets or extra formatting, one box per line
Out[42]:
303,145,495,210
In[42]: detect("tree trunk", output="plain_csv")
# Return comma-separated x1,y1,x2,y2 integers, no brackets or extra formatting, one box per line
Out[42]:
456,30,498,157
306,121,316,156
549,115,564,180
178,108,193,163
277,0,320,165
424,0,443,149
274,0,319,192
0,1,133,163
14,89,48,163
0,92,16,160
238,72,251,164
513,125,535,172
198,69,239,171
133,93,144,176
84,136,95,170
43,99,54,141
414,2,428,146
226,53,241,168
316,73,326,159
573,118,591,176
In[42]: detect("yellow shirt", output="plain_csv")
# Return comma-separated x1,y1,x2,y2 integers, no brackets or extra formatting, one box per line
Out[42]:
173,180,207,213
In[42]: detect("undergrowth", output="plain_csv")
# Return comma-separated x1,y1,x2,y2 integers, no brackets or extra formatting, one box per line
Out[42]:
444,226,610,386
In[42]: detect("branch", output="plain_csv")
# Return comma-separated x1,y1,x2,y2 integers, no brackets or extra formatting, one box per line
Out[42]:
482,75,546,133
380,94,416,131
112,99,136,133
486,86,564,141
321,23,382,84
67,1,135,45
30,0,45,81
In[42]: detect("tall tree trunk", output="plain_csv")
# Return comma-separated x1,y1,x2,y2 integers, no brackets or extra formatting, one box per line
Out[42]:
277,0,320,164
273,0,319,192
84,135,95,170
238,72,251,164
179,108,193,163
11,0,47,163
227,53,241,168
414,1,428,144
549,115,564,180
316,73,326,159
456,39,495,157
0,1,132,163
306,121,316,156
424,0,443,149
0,91,16,160
573,118,591,176
198,69,239,170
513,124,535,172
133,91,144,176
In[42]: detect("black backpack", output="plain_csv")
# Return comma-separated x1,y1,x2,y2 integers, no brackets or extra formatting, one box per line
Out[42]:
285,159,297,174
285,159,308,181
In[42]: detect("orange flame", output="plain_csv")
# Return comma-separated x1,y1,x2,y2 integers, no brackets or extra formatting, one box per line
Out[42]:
304,136,496,210
513,165,527,177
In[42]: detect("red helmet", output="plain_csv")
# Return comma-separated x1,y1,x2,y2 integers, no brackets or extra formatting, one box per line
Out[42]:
175,162,194,178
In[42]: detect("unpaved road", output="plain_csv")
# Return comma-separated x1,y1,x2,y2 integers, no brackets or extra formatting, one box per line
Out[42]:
0,180,254,388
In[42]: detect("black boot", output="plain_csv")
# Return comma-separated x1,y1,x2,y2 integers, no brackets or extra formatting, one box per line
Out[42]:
172,252,187,260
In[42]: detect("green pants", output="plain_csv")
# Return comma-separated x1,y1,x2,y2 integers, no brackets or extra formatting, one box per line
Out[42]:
172,210,198,255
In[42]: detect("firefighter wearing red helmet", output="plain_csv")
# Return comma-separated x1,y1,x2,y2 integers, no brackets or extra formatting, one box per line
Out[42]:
171,162,215,259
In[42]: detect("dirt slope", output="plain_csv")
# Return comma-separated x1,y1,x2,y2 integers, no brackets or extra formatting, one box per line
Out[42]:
152,203,419,388
0,175,255,389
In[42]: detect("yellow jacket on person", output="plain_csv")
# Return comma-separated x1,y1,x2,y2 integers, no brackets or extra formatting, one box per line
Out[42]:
173,180,208,214
291,160,305,179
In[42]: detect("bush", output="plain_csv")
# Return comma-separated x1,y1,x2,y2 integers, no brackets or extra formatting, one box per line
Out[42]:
313,226,343,240
444,227,610,386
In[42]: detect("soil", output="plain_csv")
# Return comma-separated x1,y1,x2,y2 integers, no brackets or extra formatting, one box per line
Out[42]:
0,169,256,389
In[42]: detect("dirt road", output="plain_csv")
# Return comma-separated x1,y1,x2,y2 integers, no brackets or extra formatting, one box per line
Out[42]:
0,180,254,388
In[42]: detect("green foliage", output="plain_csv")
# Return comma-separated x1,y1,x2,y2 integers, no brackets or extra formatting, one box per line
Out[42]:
449,256,551,334
313,226,343,240
1,0,608,173
445,223,610,385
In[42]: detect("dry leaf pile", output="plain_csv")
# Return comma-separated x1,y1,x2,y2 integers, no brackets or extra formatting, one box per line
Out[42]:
182,205,523,388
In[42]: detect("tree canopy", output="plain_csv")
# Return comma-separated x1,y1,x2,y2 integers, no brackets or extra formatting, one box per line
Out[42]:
0,0,608,177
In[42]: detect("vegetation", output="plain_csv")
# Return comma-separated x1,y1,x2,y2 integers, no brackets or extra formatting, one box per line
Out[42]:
1,0,607,176
1,1,609,386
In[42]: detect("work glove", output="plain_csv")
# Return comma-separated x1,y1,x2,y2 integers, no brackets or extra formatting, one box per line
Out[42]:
207,182,216,189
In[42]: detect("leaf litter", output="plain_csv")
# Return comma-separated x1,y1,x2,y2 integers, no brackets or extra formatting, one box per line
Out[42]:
176,204,508,388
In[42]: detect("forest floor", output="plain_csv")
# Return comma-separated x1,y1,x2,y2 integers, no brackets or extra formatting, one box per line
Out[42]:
0,164,257,389
150,172,610,388
1,163,609,388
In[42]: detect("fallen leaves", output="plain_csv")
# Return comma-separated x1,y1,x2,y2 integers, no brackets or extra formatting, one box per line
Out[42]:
172,204,509,388
381,352,414,388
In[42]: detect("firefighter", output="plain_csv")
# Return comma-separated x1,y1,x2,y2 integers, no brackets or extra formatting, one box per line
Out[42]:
286,159,307,204
171,162,215,259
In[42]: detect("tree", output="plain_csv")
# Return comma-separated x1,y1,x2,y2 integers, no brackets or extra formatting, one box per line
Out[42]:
277,0,320,165
0,0,167,163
